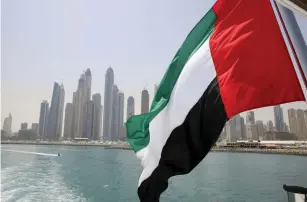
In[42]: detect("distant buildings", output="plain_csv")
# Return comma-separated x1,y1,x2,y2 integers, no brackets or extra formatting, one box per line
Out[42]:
246,111,257,140
46,82,65,140
63,103,73,140
141,89,149,114
92,93,102,140
240,117,246,139
38,101,49,138
72,69,92,139
246,111,255,125
226,115,242,142
267,120,274,132
127,96,135,121
2,113,12,134
83,101,95,138
111,85,119,141
288,108,307,140
31,123,39,135
118,92,125,140
297,109,307,140
274,105,285,132
288,108,296,134
11,66,307,143
103,67,114,141
21,122,28,130
256,120,264,140
263,131,297,141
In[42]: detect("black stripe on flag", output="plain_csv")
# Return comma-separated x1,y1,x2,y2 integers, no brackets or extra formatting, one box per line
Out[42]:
138,78,229,202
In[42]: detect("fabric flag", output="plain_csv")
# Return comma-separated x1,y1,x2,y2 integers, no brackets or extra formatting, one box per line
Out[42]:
126,0,306,201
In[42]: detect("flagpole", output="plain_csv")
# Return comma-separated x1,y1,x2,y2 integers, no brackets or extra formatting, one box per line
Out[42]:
276,2,307,84
275,0,307,18
271,0,307,100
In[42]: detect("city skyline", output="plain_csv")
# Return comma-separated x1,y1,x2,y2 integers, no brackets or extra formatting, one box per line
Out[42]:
3,67,307,140
2,66,307,134
2,0,307,132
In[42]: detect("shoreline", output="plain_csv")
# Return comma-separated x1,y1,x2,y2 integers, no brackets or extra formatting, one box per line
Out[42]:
1,141,307,156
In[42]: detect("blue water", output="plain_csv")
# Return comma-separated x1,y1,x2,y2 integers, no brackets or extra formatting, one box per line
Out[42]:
1,144,307,202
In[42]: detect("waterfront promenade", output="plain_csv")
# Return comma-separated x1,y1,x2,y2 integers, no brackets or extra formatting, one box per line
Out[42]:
1,141,307,156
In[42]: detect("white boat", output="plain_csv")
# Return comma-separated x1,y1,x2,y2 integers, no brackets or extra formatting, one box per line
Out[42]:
283,184,307,202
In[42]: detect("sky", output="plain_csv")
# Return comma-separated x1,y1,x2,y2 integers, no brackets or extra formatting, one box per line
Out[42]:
1,0,307,132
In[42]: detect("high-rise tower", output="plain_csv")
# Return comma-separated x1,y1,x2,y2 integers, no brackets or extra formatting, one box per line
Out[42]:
141,89,149,114
103,67,114,141
72,69,92,138
3,113,12,134
118,92,125,140
63,103,73,140
127,96,135,121
110,85,119,141
274,105,284,132
47,82,65,140
38,101,49,138
92,93,102,140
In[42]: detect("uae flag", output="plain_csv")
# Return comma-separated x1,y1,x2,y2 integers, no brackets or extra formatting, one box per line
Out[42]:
126,0,306,201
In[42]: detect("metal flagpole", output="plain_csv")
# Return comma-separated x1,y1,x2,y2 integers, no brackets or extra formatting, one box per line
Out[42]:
275,0,307,17
271,0,307,100
275,2,307,84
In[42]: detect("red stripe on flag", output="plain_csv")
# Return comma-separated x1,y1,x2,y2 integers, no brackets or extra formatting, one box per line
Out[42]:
210,0,305,118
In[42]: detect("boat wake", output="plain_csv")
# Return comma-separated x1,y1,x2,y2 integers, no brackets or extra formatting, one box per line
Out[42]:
2,149,58,157
1,160,85,202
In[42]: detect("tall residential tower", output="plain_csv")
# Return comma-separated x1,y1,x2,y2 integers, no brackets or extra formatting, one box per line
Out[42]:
103,67,114,141
38,101,49,138
141,89,149,114
46,82,65,140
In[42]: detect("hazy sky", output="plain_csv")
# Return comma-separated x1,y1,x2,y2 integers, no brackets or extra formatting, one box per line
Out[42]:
2,0,307,132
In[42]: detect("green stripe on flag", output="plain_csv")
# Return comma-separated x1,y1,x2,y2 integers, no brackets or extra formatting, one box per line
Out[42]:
126,9,217,152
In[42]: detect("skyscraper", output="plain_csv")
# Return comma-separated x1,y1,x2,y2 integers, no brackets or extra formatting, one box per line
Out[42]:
240,117,246,139
111,85,119,141
38,101,49,139
297,109,307,140
31,123,39,135
103,67,114,141
118,92,125,140
72,69,92,138
21,122,28,130
127,96,135,121
92,93,102,140
246,111,255,125
72,91,80,138
256,120,264,139
246,124,258,140
84,69,92,101
47,82,65,140
64,103,73,140
274,105,284,132
267,120,274,131
141,89,149,114
226,114,242,142
3,113,12,134
288,108,298,135
246,111,256,140
83,101,95,138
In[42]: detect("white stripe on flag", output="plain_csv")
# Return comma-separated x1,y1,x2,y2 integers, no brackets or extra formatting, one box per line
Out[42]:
137,37,217,186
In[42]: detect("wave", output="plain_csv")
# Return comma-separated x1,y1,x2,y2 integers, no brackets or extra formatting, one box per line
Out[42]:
1,159,86,202
1,149,58,157
2,145,85,152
